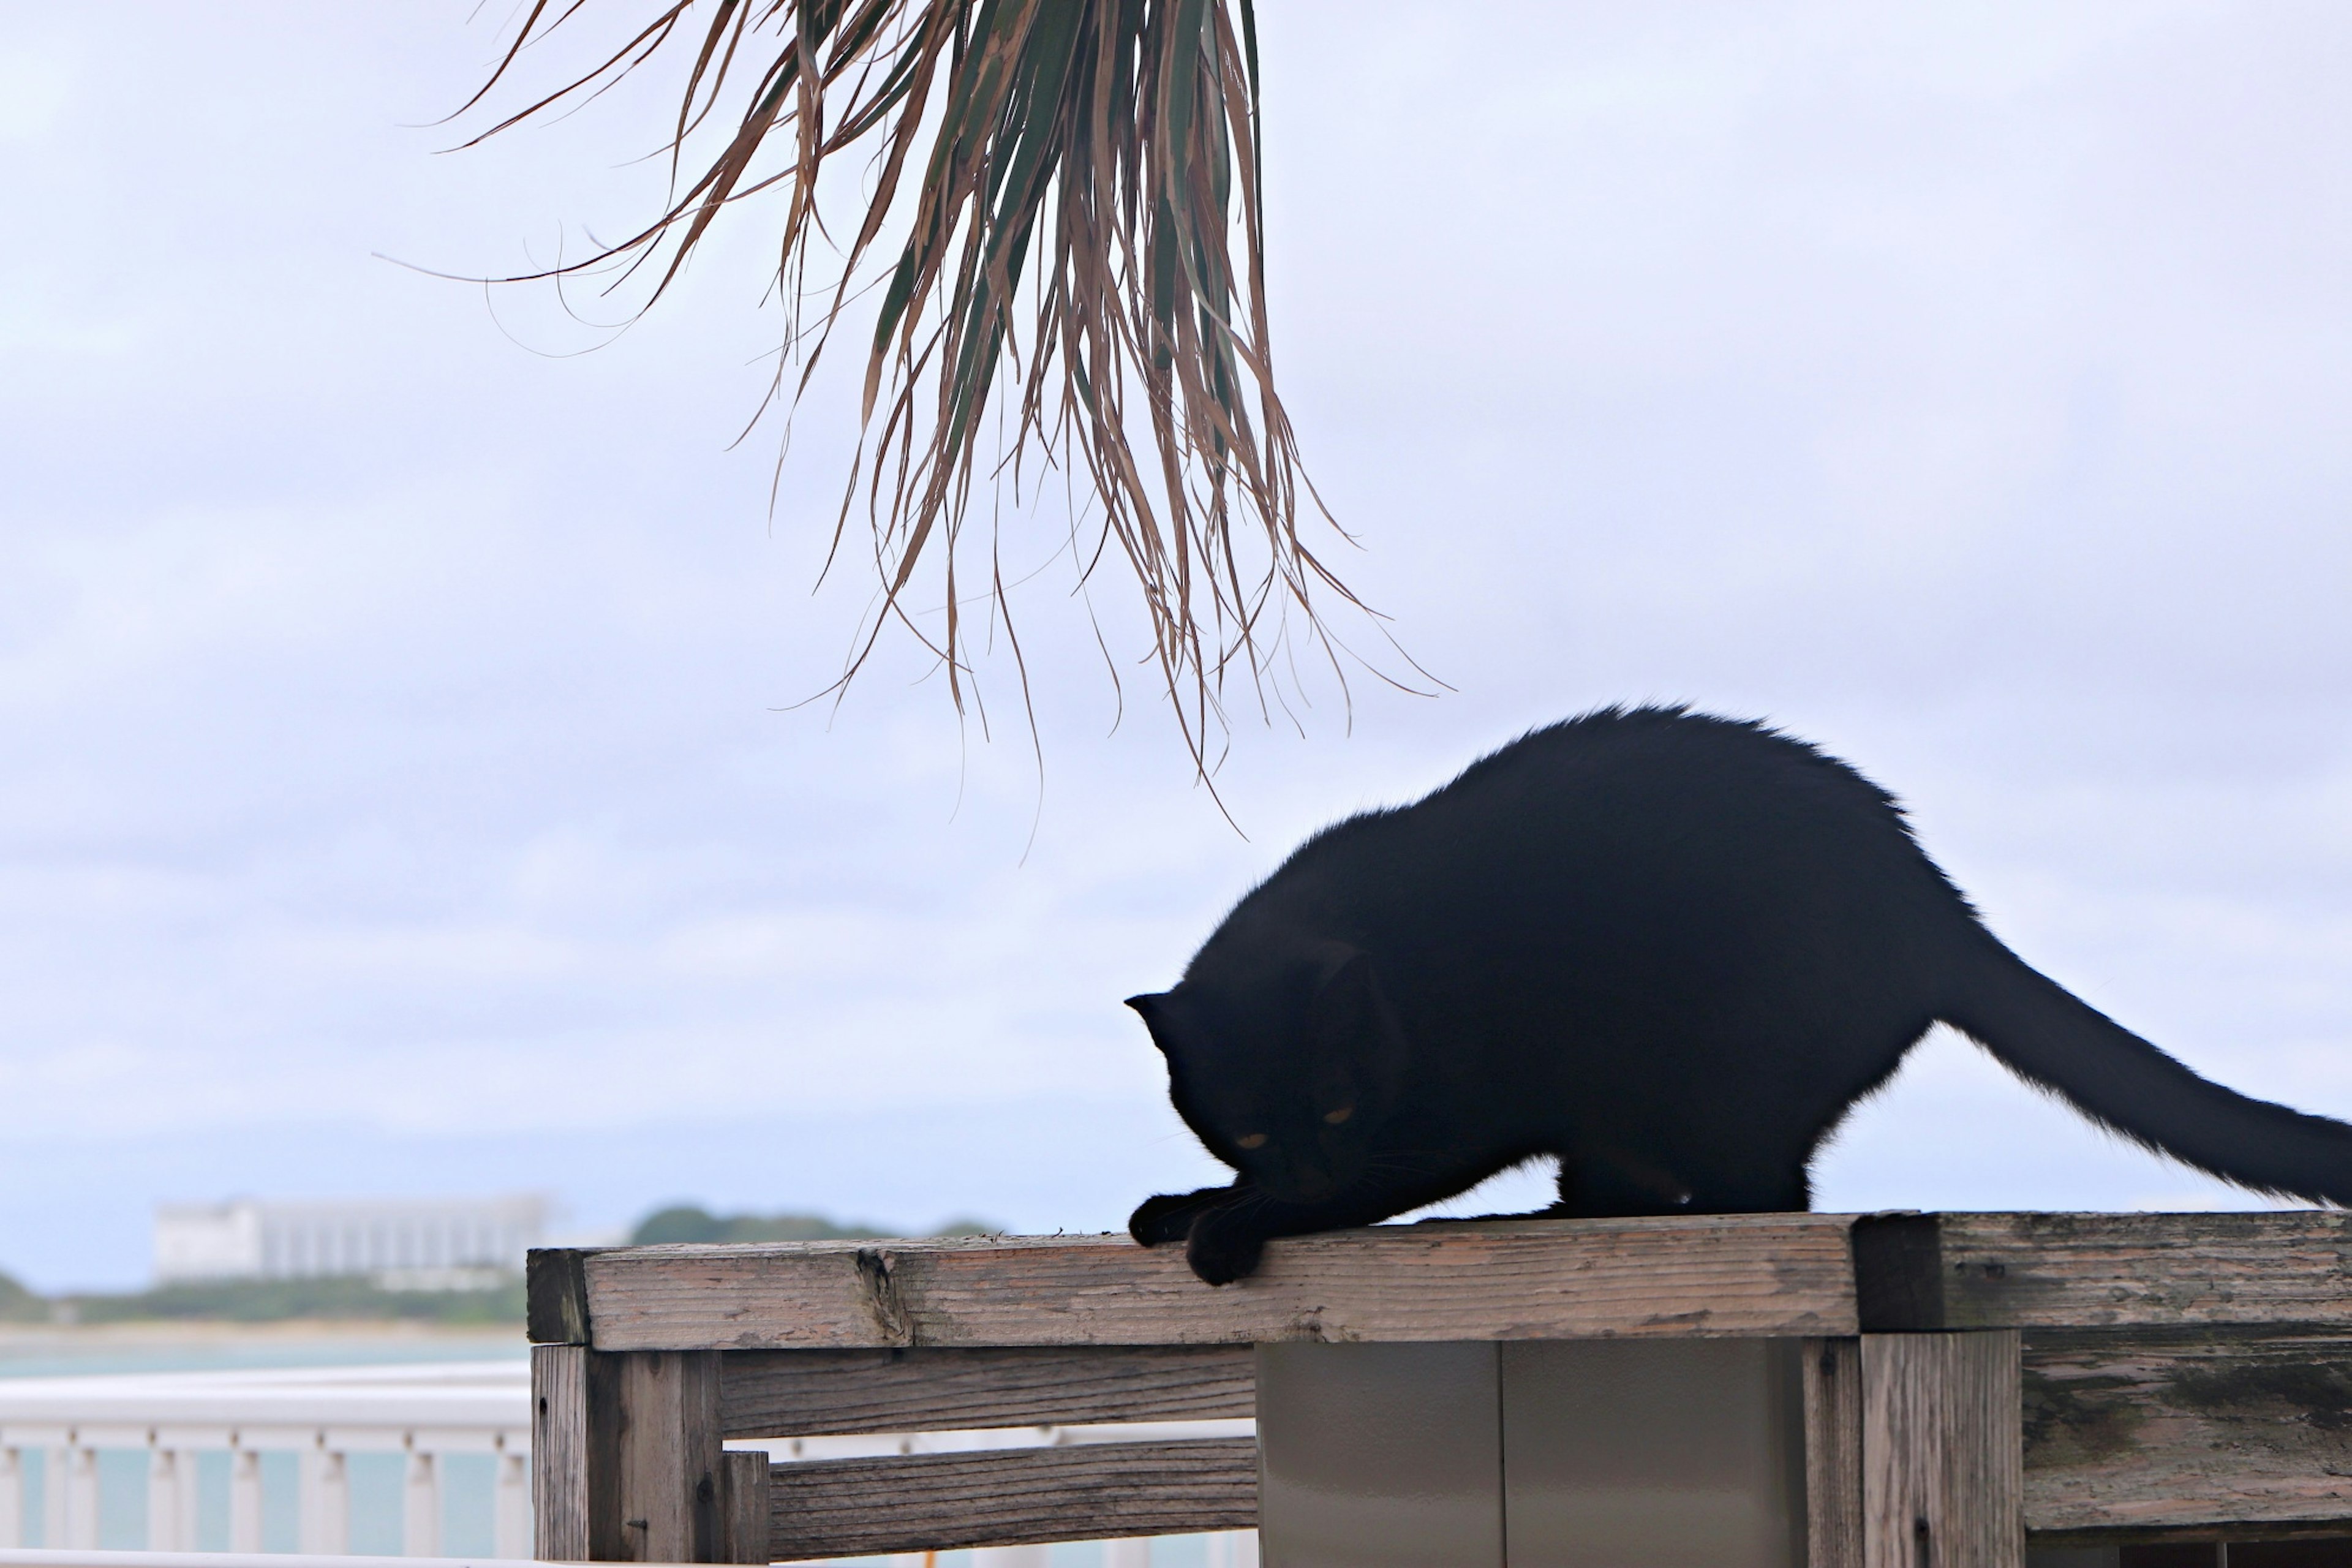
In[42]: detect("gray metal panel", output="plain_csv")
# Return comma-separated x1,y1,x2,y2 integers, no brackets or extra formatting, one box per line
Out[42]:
1498,1339,1805,1568
1256,1341,1504,1568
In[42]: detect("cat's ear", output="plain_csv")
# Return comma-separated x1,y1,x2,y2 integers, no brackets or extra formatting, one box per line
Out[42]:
1125,992,1172,1049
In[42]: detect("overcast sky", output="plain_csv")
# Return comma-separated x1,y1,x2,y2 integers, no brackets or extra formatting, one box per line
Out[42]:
4,4,2349,1289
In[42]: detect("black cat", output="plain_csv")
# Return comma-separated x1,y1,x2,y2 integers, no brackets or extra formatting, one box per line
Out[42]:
1126,706,2352,1284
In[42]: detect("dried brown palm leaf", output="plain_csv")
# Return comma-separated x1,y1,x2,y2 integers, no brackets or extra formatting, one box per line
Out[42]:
460,0,1405,774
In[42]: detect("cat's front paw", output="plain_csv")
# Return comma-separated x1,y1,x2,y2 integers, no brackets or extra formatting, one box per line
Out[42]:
1129,1189,1218,1247
1185,1208,1268,1286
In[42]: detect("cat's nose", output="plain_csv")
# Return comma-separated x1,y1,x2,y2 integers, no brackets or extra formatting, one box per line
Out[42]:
1283,1163,1341,1202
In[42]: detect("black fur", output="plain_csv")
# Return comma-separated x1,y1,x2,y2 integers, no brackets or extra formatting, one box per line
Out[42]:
1126,706,2352,1284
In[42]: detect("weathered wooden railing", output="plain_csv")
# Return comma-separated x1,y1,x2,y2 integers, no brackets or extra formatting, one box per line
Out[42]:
528,1212,2352,1566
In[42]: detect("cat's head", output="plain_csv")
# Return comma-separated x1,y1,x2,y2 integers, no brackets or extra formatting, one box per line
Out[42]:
1126,942,1411,1204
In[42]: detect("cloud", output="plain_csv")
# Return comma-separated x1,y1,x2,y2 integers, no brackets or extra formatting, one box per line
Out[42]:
2,3,2348,1284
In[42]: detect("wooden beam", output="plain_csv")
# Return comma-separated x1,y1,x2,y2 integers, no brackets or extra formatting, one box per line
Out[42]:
531,1344,590,1562
764,1438,1259,1559
1853,1213,2352,1333
2021,1330,2352,1540
1861,1331,2024,1568
579,1217,1863,1350
1805,1336,1865,1568
718,1345,1254,1438
1852,1214,1950,1332
529,1248,597,1346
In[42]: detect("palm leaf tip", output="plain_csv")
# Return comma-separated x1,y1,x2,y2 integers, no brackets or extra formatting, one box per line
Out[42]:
467,0,1404,771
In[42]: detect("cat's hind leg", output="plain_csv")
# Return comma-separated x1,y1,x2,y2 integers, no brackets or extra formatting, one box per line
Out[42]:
1676,1154,1813,1215
1550,1147,1698,1217
1555,1133,1815,1218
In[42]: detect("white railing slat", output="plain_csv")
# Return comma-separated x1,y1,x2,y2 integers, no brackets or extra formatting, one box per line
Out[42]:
0,1449,22,1549
400,1452,437,1559
489,1456,526,1562
299,1449,347,1557
225,1451,260,1556
0,1362,1262,1562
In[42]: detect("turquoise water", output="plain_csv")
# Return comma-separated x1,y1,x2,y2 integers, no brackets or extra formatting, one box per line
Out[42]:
0,1332,523,1380
1,1333,521,1553
10,1446,507,1555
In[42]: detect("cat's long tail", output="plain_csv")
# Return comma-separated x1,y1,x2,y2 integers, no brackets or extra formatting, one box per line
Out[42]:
1940,939,2352,1207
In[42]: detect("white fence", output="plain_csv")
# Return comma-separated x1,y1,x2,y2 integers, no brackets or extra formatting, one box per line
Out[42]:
0,1365,1257,1566
0,1363,529,1558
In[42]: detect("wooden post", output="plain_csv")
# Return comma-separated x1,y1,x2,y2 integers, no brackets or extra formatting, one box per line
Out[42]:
535,1343,592,1562
598,1351,728,1562
1806,1336,1865,1568
720,1451,772,1566
530,1248,598,1348
533,1341,744,1564
1861,1332,2022,1568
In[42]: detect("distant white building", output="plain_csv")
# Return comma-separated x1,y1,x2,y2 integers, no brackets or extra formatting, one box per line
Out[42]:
153,1195,547,1286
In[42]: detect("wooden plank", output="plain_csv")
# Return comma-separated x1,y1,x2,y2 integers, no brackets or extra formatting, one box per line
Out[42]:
1853,1214,1950,1332
529,1248,598,1346
1861,1331,2024,1568
717,1452,768,1565
595,1351,726,1563
531,1344,590,1562
765,1438,1259,1559
1805,1336,1865,1568
581,1216,1862,1350
718,1345,1254,1438
2021,1331,2352,1540
1860,1214,2352,1333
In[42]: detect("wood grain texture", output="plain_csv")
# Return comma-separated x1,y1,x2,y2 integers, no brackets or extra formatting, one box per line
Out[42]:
717,1452,769,1565
531,1344,590,1562
1923,1214,2352,1333
1806,1336,1866,1568
576,1214,2352,1350
718,1345,1255,1438
1853,1214,1949,1332
1863,1331,2024,1568
2022,1331,2352,1539
530,1248,598,1346
581,1217,1862,1350
765,1438,1259,1558
597,1351,726,1563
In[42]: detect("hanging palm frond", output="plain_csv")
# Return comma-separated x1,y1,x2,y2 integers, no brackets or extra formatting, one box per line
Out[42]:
462,0,1389,771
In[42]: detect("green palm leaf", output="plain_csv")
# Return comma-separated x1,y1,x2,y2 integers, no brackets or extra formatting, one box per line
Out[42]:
462,0,1381,771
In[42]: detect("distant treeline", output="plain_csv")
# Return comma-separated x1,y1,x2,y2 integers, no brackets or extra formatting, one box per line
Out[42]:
0,1270,525,1326
0,1206,1001,1325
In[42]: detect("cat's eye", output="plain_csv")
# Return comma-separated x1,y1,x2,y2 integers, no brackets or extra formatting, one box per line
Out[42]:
1235,1133,1269,1150
1322,1106,1354,1125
